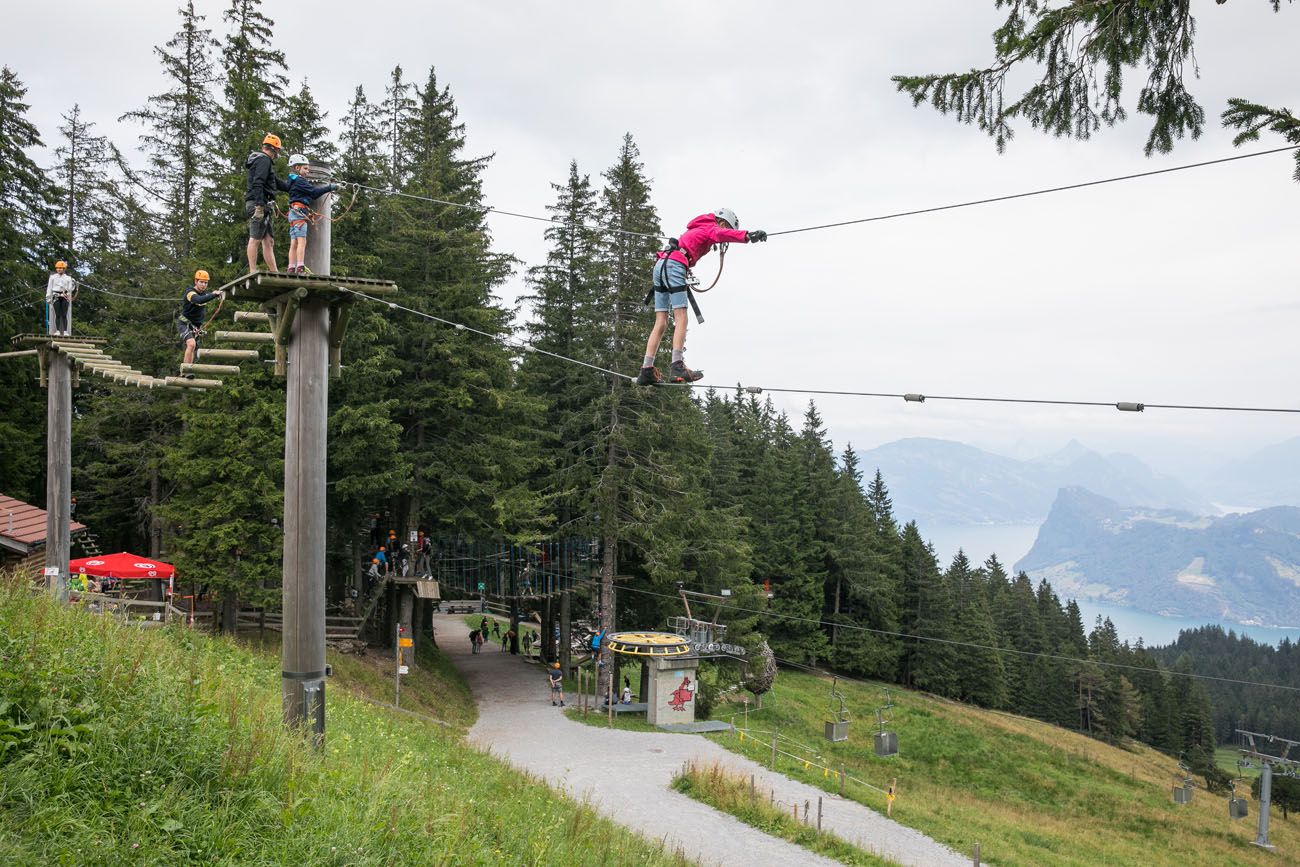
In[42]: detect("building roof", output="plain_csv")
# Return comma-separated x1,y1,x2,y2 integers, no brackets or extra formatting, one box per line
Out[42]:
0,493,87,553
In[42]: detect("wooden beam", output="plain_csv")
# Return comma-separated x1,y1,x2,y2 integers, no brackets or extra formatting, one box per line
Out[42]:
181,363,241,375
215,331,275,344
197,348,261,361
0,348,40,358
164,376,222,388
273,289,308,347
234,310,271,324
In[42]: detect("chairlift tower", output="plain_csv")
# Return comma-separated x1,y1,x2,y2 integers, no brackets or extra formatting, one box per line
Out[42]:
1237,729,1300,851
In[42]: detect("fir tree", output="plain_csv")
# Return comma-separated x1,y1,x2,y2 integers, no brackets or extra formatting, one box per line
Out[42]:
0,66,64,500
54,105,120,262
119,0,219,264
281,79,336,164
894,0,1300,179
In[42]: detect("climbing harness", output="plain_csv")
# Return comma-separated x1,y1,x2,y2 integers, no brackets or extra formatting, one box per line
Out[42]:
293,181,356,227
644,238,707,324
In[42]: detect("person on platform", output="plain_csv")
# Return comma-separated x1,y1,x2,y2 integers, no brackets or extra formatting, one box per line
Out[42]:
244,133,289,274
45,261,77,336
635,208,767,385
284,154,338,275
177,270,224,373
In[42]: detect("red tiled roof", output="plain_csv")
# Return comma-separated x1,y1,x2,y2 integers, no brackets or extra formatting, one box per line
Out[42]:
0,492,88,548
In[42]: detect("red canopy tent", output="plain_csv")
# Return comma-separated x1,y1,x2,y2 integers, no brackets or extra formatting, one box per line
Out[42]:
71,552,175,581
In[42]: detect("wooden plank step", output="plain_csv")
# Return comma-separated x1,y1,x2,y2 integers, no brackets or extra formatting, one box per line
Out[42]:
197,348,262,361
181,363,241,375
215,331,274,344
234,311,271,324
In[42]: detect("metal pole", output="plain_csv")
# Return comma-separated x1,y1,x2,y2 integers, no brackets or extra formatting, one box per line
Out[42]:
1255,762,1273,849
394,624,402,707
45,347,71,602
817,796,823,831
281,163,331,741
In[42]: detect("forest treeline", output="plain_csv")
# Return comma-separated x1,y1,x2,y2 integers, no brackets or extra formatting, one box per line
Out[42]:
0,0,1294,779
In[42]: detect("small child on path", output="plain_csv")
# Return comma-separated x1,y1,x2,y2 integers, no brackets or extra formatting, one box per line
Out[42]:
548,662,565,707
636,208,767,386
284,154,338,275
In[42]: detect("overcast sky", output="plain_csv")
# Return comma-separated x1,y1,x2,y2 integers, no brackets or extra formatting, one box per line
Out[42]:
5,1,1298,481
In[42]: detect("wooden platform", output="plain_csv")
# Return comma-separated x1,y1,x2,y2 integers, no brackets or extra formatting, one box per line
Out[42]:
216,270,398,303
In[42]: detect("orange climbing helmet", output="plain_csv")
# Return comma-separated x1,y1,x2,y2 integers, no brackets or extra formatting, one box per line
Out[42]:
194,269,210,282
54,261,67,271
262,133,282,150
552,662,561,669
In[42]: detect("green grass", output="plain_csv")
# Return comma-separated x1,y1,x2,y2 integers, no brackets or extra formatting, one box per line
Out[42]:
0,581,690,865
672,759,894,865
1215,746,1259,780
701,668,1294,867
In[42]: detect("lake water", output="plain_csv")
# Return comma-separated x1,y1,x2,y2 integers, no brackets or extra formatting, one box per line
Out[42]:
923,523,1300,648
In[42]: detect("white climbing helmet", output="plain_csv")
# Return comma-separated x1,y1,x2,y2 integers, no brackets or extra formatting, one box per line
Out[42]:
288,153,308,167
714,207,739,230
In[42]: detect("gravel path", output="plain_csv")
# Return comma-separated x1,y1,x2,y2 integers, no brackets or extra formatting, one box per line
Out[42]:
436,614,968,867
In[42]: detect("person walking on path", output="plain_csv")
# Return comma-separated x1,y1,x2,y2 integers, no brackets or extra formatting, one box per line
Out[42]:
470,628,484,654
548,662,565,707
636,208,767,386
491,620,501,640
283,154,338,274
45,261,76,336
178,270,224,371
244,133,289,273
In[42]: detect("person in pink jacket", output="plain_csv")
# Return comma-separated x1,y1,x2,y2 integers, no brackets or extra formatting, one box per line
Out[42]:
637,208,767,385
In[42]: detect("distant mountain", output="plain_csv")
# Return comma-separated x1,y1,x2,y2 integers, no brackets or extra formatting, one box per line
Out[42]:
858,438,1209,526
1015,488,1300,627
1204,435,1300,509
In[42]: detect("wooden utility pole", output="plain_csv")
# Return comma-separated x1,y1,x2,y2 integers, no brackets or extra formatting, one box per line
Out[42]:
281,163,333,739
44,332,72,601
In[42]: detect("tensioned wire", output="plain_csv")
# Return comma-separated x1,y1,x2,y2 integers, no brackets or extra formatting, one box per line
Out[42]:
554,572,1300,695
339,286,1300,414
345,144,1300,240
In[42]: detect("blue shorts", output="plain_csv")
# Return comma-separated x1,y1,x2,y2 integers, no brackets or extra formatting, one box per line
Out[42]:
652,258,690,312
288,207,309,239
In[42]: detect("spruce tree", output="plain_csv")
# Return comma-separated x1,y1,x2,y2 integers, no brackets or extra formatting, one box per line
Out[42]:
0,66,64,500
894,0,1300,177
119,0,219,264
54,105,120,263
281,79,336,164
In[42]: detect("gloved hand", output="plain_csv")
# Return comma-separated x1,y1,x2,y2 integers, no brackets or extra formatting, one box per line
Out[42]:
747,230,768,243
253,204,265,221
329,183,340,192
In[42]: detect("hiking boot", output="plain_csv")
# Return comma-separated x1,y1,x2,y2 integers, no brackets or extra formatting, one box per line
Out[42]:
635,365,663,386
669,360,703,383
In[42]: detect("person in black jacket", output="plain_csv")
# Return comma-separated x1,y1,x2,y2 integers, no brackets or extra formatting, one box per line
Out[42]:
245,133,289,274
178,269,224,371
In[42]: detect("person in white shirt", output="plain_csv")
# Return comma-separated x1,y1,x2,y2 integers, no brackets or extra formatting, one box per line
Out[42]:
45,261,76,336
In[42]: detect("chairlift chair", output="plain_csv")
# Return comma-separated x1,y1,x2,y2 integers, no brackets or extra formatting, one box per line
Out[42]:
824,676,849,743
873,688,899,757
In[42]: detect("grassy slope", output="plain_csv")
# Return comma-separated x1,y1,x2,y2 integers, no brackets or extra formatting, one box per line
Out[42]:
704,669,1296,867
0,584,688,866
672,759,894,866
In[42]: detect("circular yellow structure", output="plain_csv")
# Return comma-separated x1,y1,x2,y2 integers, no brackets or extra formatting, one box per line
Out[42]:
605,631,692,657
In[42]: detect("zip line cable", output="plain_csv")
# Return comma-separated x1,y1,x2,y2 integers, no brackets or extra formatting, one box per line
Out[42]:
335,286,636,382
346,144,1299,241
767,144,1300,236
346,181,665,241
557,573,1300,695
341,287,1300,416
